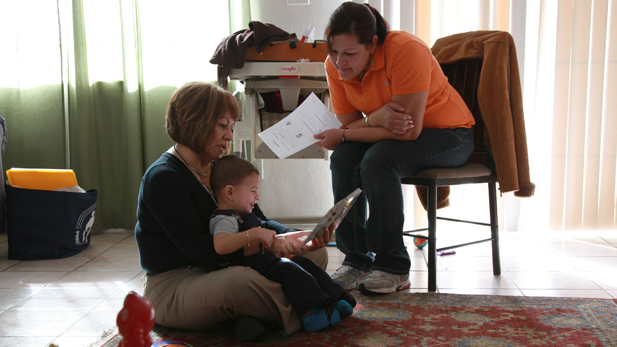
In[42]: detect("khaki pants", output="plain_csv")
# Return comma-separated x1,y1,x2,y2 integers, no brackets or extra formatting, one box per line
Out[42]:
143,248,328,336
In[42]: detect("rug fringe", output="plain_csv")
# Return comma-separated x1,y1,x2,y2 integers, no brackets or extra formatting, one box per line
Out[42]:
89,326,119,347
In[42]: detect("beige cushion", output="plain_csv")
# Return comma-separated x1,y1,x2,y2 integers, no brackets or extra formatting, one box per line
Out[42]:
405,163,491,180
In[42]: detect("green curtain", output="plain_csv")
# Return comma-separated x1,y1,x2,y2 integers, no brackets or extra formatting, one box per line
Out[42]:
0,1,66,170
0,0,251,231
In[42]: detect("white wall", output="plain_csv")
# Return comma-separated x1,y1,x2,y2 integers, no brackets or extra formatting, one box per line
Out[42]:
249,0,345,41
247,0,346,223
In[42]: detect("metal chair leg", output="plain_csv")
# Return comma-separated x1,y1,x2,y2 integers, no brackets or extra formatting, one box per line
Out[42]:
488,180,501,275
427,183,438,292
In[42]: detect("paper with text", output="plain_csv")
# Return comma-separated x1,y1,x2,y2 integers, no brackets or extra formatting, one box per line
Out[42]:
258,93,341,159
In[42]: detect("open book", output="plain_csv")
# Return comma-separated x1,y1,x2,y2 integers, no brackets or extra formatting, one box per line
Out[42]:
299,188,362,247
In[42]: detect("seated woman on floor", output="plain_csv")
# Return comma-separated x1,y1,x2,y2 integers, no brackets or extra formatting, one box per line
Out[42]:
135,82,336,341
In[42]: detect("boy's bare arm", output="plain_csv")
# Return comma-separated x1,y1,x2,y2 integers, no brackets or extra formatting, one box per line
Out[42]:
213,227,275,255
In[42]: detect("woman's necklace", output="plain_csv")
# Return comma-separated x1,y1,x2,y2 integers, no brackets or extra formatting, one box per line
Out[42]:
177,149,211,177
174,144,218,206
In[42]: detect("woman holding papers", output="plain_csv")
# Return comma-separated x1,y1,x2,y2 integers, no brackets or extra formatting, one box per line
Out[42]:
135,82,334,341
315,2,475,294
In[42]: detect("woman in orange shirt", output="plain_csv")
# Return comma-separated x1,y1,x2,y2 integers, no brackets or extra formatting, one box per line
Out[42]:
315,2,475,294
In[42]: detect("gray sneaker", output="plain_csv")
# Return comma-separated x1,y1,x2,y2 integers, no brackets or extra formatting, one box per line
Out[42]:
358,270,411,294
331,265,367,291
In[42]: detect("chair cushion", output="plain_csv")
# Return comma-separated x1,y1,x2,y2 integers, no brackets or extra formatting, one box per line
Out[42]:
406,163,491,180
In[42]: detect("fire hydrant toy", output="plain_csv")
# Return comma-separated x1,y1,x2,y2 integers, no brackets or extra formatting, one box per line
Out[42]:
117,291,155,347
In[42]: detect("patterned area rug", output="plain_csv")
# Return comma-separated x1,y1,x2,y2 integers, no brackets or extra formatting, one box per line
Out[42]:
99,293,617,346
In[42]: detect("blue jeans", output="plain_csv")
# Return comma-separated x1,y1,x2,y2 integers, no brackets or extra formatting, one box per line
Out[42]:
330,127,474,275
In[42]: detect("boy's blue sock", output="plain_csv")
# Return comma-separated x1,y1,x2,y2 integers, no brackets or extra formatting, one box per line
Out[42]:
302,306,341,332
335,299,354,318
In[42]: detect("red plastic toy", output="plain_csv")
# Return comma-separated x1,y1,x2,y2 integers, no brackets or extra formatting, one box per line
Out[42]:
117,291,156,347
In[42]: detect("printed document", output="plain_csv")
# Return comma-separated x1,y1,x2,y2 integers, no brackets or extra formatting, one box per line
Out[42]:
258,93,342,159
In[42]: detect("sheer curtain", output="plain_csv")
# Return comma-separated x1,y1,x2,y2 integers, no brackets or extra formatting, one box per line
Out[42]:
370,0,616,232
0,0,247,230
522,0,617,231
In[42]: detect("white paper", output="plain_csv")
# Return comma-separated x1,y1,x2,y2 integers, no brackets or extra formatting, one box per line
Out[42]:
258,93,342,159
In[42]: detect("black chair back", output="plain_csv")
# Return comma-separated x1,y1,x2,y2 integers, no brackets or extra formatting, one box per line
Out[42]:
441,59,492,166
441,59,487,151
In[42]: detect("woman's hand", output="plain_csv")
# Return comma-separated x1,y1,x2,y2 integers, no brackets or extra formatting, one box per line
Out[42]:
303,222,335,251
370,101,414,135
264,227,333,257
314,128,344,150
265,231,312,257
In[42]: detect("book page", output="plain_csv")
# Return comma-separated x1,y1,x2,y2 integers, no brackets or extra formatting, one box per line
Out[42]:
258,93,341,159
298,188,362,248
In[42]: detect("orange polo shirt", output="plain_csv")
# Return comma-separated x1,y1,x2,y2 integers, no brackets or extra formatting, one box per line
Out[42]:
325,31,474,129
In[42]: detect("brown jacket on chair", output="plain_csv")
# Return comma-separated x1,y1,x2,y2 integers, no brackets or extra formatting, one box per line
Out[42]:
436,31,535,197
416,31,535,211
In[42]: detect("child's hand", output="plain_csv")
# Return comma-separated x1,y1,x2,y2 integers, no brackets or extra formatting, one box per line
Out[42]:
253,227,276,248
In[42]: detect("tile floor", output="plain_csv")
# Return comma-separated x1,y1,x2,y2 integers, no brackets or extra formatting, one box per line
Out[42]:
1,228,616,347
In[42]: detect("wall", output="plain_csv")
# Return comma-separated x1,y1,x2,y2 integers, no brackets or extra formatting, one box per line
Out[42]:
249,0,344,41
247,0,346,223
